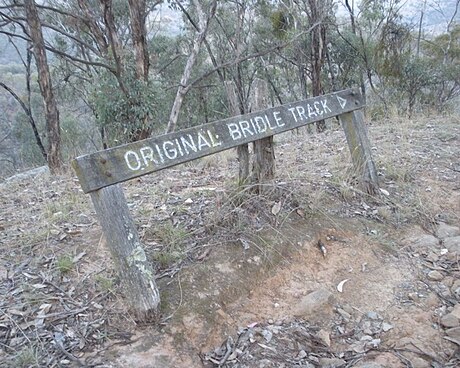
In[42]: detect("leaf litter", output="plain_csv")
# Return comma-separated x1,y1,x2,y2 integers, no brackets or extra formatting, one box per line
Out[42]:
0,116,460,367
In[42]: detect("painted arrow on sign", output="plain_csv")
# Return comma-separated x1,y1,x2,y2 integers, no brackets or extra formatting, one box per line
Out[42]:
337,96,347,109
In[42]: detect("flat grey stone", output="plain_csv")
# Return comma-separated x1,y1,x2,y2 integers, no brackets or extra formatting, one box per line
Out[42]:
446,326,460,341
410,234,439,249
427,270,444,281
6,165,50,182
294,289,334,317
319,357,346,367
450,304,460,319
353,363,384,368
444,236,460,254
440,313,459,328
437,223,460,239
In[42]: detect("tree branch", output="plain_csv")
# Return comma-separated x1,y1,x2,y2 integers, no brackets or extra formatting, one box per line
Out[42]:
0,81,47,160
0,29,115,72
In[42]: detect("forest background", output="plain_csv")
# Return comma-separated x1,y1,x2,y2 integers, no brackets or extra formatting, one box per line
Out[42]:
0,0,459,178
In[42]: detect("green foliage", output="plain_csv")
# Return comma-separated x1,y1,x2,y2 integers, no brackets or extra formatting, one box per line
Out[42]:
150,222,189,268
270,10,290,39
90,69,159,144
56,255,73,274
95,275,115,292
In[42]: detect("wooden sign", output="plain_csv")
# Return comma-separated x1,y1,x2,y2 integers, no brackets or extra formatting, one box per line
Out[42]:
71,85,377,322
72,88,364,193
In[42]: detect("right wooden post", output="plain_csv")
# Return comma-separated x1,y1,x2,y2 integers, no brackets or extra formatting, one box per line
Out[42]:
251,78,275,194
339,109,379,195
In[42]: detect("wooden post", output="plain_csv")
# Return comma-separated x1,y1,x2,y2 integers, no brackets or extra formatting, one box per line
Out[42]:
251,79,275,193
339,109,379,195
90,184,160,321
225,80,250,185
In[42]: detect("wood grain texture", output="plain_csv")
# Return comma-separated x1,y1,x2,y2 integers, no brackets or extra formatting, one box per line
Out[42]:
225,80,250,185
90,184,160,321
73,88,365,193
339,110,379,194
251,79,275,192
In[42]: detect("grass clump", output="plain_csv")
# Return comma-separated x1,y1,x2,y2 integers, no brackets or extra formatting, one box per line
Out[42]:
150,222,189,268
12,347,38,368
95,275,114,292
56,255,74,274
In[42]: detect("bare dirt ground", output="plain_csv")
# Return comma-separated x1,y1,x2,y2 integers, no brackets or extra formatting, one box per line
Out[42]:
1,114,459,367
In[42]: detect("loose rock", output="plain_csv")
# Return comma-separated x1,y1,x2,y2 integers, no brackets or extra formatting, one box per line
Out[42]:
409,234,439,249
446,326,460,339
382,322,394,332
425,252,439,263
437,223,460,239
294,289,335,317
427,270,444,281
336,308,351,321
318,357,346,367
440,313,459,328
444,236,460,255
450,304,460,319
353,362,385,368
451,280,460,298
316,329,331,347
366,311,382,320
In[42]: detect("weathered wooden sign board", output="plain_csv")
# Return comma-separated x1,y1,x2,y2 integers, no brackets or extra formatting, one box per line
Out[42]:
73,89,365,193
72,87,378,321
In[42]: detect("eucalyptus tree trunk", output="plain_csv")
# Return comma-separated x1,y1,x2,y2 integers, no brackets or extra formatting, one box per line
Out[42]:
128,0,151,140
166,0,217,133
307,0,329,133
24,0,62,174
345,0,366,99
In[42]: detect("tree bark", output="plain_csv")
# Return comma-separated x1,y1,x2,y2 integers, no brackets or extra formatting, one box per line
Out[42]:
0,82,47,162
345,0,366,99
166,0,216,133
339,110,379,195
128,0,149,82
307,0,329,133
128,0,151,141
24,0,62,174
100,0,127,96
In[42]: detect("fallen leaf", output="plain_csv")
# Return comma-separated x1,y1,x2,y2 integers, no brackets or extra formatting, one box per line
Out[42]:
72,252,86,263
257,343,276,352
379,188,390,196
296,209,305,217
337,279,349,293
271,202,281,216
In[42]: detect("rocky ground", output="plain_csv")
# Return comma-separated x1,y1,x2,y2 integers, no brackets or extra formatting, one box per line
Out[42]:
0,114,459,367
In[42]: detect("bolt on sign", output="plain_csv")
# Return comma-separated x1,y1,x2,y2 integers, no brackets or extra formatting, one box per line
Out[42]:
72,88,378,321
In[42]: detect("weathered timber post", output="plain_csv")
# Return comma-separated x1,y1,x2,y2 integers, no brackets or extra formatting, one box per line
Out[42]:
225,80,250,185
251,79,275,193
87,184,160,321
339,109,379,195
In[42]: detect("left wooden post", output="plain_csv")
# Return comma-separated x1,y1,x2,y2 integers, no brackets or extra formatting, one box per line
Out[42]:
90,184,160,321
